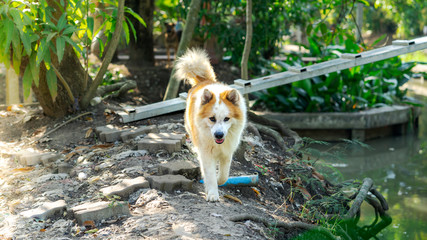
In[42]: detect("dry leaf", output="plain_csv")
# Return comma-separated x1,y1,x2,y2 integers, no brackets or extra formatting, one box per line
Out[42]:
85,116,93,122
224,194,242,204
85,128,93,138
75,146,89,151
105,114,115,123
12,167,35,172
296,185,312,200
65,152,77,161
40,229,46,232
251,187,261,197
83,220,96,229
90,143,113,149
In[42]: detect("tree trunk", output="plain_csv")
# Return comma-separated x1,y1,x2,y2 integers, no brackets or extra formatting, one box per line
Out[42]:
32,45,89,117
30,0,90,118
31,0,124,117
163,0,202,100
241,0,252,106
126,0,154,66
241,0,253,80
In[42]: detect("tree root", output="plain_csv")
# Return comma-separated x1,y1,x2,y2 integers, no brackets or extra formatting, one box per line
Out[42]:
253,123,288,151
247,111,302,151
248,111,302,146
229,214,337,239
96,79,137,98
344,177,373,219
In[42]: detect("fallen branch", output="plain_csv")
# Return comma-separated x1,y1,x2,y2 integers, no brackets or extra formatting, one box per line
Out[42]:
229,214,337,239
30,112,92,144
344,178,373,219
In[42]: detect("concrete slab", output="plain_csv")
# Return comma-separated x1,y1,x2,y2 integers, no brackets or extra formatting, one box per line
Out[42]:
100,177,149,198
146,174,193,193
158,161,200,180
72,201,130,225
138,138,181,153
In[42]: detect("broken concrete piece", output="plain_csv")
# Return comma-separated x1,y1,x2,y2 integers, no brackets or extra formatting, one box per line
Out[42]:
158,161,200,180
19,152,61,166
72,201,130,225
146,175,193,193
146,132,186,145
120,125,159,142
100,176,149,198
95,125,130,142
138,138,181,153
20,200,67,220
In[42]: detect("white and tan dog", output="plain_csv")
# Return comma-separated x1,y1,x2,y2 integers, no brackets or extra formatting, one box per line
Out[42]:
175,49,247,201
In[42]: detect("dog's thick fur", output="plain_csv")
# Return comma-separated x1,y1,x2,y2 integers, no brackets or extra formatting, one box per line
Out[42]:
175,49,247,201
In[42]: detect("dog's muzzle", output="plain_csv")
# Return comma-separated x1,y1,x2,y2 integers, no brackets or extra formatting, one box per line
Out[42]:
214,132,224,144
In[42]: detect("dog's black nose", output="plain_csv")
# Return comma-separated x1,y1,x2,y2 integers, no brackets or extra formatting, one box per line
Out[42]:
214,132,224,139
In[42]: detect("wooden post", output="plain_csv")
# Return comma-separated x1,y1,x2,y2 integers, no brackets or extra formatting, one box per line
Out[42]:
6,68,20,105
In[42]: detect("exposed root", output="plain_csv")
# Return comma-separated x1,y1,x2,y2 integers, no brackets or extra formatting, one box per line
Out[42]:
248,111,302,147
345,177,373,219
253,123,288,151
97,80,137,98
229,214,337,239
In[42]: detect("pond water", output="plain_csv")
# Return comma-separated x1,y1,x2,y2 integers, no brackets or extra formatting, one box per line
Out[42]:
320,81,427,239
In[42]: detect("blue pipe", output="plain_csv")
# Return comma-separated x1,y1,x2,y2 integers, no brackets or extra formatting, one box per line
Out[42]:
200,174,259,187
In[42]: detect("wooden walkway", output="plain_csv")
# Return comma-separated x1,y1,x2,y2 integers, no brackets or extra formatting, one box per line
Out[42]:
118,36,427,123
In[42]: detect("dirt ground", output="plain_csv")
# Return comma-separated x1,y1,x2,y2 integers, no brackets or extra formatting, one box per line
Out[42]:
0,59,342,239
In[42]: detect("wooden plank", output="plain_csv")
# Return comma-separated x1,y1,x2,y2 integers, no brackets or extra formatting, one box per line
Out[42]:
118,36,427,123
119,97,186,123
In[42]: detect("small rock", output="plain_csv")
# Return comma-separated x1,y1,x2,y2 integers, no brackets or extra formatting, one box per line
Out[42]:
114,150,148,160
36,173,69,184
78,172,88,181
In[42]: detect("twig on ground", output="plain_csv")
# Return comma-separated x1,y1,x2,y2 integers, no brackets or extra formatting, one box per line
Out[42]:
30,112,92,144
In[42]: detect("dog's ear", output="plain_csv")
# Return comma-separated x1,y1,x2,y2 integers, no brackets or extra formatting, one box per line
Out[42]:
226,89,240,105
201,89,213,105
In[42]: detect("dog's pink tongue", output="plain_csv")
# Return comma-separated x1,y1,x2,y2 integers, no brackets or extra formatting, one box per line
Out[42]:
215,139,224,144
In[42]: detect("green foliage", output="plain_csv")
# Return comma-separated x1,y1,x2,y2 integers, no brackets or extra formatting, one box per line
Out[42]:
0,0,144,102
253,32,419,113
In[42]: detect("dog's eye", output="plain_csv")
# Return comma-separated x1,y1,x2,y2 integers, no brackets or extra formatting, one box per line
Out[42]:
209,117,216,122
224,117,230,122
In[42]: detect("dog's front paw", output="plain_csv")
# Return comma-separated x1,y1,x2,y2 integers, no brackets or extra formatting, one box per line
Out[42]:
206,190,220,202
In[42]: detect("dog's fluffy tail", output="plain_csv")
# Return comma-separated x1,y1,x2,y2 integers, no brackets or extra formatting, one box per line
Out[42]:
174,48,216,86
